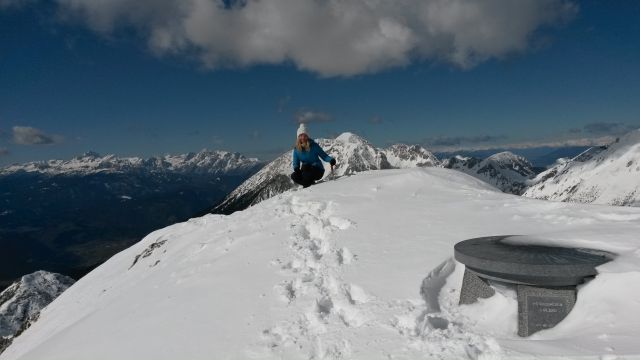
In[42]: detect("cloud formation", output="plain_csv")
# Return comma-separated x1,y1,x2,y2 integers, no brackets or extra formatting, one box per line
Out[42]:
294,110,333,124
368,116,384,125
54,0,578,76
0,0,34,9
427,135,617,152
582,122,638,135
12,126,63,145
277,96,291,113
425,134,508,147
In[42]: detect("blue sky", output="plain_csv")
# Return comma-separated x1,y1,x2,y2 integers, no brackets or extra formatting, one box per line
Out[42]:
1,0,639,165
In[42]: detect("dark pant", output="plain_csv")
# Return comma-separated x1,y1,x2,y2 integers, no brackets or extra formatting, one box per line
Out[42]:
291,164,324,188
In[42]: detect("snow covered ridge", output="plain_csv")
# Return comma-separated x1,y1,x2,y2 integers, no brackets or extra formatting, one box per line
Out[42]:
212,132,440,213
442,151,537,195
0,150,261,176
524,129,640,206
0,272,74,355
3,168,640,360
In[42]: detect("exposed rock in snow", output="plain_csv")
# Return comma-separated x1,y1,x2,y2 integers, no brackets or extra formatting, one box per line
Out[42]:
0,272,74,354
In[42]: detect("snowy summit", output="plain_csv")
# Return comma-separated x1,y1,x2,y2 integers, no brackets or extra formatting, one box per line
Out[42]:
3,168,640,359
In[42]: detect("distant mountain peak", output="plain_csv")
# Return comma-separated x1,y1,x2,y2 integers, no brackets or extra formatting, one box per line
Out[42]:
334,132,366,143
78,151,102,159
486,151,522,161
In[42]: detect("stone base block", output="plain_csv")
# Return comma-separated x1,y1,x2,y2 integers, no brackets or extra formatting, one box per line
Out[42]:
517,285,576,337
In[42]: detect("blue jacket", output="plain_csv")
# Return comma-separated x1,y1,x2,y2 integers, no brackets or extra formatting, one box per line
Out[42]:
292,140,334,171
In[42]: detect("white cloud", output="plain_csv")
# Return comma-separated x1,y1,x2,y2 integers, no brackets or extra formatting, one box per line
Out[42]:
12,126,63,145
428,135,616,152
294,110,333,124
54,0,578,76
0,0,34,9
368,116,384,125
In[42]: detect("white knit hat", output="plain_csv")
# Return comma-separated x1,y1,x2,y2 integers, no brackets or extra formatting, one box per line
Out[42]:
296,123,309,137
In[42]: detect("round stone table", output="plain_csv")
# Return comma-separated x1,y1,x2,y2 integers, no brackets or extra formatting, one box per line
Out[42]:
454,235,614,286
453,235,615,336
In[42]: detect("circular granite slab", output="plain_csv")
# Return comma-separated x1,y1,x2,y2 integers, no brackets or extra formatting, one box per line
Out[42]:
454,235,615,286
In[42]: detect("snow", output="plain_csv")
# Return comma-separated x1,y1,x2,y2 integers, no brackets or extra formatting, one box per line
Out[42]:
524,129,640,206
3,168,640,359
0,272,75,339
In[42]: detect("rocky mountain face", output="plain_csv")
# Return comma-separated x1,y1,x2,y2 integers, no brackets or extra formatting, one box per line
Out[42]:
442,151,538,195
0,271,75,355
211,133,441,214
523,129,640,206
377,143,440,169
0,150,263,291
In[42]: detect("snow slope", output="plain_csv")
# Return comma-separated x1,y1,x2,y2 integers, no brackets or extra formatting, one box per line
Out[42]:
523,129,640,206
3,168,640,359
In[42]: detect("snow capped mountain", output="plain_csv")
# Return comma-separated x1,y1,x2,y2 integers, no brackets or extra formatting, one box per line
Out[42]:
523,129,640,206
209,154,295,215
0,272,74,354
212,132,439,214
324,132,393,175
3,168,640,359
442,151,537,194
380,143,440,168
0,150,261,176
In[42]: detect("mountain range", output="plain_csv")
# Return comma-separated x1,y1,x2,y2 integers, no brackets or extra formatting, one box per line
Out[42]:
442,152,538,195
210,133,441,214
211,130,640,215
2,130,640,358
3,167,639,359
0,150,262,291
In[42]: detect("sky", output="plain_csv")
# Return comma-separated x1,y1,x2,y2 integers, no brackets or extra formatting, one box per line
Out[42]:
1,0,639,165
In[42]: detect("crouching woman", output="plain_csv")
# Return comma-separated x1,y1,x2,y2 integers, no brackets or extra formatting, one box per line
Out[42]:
291,123,336,188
